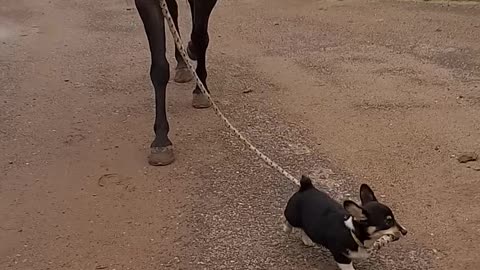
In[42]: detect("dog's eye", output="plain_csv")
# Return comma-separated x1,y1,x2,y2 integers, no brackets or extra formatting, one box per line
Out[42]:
385,216,394,226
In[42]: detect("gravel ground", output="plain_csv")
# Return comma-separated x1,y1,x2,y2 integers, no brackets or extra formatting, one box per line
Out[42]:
1,0,479,269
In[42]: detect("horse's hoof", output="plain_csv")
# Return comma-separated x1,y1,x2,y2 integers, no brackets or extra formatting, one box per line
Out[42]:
174,67,193,83
148,145,175,166
192,92,211,109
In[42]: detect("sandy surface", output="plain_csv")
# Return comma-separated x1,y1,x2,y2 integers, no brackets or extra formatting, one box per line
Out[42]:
1,0,479,269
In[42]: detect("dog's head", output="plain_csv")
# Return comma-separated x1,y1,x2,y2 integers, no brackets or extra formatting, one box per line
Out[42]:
343,184,407,242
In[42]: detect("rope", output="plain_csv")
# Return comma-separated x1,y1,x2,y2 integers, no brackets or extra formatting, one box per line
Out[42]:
157,0,395,253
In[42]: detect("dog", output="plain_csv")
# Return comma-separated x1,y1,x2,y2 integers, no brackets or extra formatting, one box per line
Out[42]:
283,175,407,270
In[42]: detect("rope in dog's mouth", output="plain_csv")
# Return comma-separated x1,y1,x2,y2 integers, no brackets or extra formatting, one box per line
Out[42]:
349,229,397,254
157,0,399,253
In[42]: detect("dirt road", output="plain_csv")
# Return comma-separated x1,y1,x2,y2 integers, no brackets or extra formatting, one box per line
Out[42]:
1,0,479,269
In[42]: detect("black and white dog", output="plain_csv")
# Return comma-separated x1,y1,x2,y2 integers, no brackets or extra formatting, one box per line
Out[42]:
284,175,407,270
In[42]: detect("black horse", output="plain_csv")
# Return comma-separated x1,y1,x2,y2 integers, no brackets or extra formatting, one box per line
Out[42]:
135,0,218,165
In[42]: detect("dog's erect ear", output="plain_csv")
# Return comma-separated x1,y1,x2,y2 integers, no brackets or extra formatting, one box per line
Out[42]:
344,200,367,221
360,184,377,205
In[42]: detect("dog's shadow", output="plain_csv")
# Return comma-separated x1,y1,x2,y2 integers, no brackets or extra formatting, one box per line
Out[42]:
279,227,391,270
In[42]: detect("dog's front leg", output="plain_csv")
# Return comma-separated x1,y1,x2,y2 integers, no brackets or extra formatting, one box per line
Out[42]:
337,263,355,270
333,253,355,270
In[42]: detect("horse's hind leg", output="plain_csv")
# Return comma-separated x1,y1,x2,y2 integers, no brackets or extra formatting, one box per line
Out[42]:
166,0,194,83
188,0,217,108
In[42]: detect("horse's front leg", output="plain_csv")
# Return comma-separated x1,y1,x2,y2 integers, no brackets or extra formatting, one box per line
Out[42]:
188,0,218,108
136,0,175,166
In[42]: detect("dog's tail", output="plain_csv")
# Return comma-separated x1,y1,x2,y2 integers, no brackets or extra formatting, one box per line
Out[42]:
299,175,314,192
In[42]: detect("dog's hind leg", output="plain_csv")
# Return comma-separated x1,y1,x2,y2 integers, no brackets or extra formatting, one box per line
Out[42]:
300,230,316,247
282,219,293,233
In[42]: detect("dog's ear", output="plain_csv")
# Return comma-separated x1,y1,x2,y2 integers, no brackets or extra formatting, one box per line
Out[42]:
344,200,367,221
360,184,377,205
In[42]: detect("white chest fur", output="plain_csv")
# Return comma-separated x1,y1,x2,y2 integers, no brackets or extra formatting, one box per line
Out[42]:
343,216,372,260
